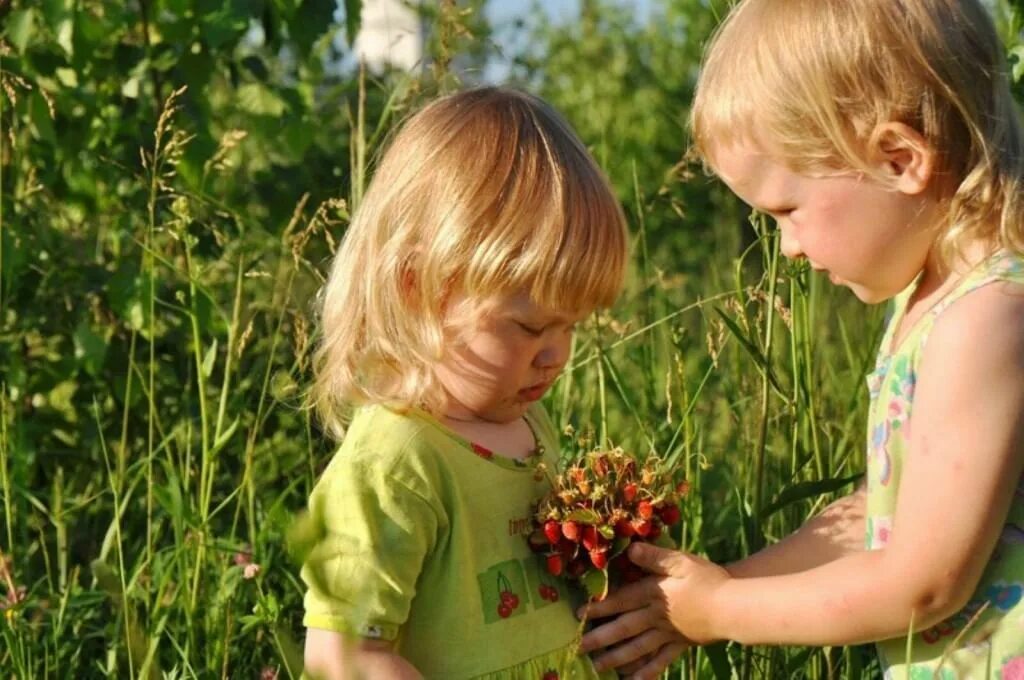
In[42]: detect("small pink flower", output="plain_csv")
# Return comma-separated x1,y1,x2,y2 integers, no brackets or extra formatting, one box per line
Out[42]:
1002,656,1024,680
243,563,262,580
233,546,253,567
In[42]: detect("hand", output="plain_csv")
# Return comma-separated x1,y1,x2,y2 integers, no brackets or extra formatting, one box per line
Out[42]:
578,542,730,674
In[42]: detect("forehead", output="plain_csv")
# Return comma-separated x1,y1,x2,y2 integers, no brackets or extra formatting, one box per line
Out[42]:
710,142,797,209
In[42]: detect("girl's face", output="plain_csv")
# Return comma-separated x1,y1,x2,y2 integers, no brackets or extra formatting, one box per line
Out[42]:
712,141,940,304
436,292,585,424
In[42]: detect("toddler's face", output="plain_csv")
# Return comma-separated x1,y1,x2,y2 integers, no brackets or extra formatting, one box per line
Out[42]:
711,142,938,304
435,292,585,424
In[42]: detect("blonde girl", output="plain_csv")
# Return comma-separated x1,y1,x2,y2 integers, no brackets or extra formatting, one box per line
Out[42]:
301,87,628,679
580,1,1024,678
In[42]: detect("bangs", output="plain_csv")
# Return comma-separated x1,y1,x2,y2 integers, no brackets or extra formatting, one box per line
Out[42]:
691,0,886,173
447,90,628,315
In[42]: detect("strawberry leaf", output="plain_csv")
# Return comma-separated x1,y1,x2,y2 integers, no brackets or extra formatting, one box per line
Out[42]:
565,508,603,525
582,568,609,601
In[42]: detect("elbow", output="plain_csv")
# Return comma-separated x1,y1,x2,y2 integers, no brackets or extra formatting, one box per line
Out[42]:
906,571,976,631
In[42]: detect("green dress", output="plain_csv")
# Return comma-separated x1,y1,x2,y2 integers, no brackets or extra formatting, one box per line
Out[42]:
301,402,611,680
866,251,1024,679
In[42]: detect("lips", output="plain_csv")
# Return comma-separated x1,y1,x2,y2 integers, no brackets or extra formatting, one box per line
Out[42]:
519,381,551,401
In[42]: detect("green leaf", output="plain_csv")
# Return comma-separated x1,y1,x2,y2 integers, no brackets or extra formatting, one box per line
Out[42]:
565,508,602,525
597,524,615,540
1012,45,1024,83
90,559,122,601
291,0,337,56
581,568,608,602
236,83,287,116
211,416,240,455
713,307,786,396
55,16,74,56
6,9,38,53
704,641,734,680
610,536,631,558
73,322,108,377
343,0,363,46
201,338,218,378
651,531,677,550
761,473,863,519
28,90,57,143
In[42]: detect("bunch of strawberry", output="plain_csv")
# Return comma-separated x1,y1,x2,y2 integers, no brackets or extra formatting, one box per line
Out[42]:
529,448,688,600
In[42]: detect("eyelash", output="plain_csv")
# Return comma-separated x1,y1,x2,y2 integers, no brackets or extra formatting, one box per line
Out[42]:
518,322,577,336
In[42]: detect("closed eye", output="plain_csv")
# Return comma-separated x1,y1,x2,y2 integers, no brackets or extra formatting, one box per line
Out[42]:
517,321,545,336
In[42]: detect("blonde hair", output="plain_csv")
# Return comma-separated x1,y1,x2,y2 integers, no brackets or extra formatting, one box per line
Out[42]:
691,0,1024,265
313,87,628,438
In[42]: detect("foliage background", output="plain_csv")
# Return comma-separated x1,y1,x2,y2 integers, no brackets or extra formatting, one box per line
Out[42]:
2,0,1024,677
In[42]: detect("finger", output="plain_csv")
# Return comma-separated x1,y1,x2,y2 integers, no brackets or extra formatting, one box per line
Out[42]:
589,629,676,673
579,607,659,653
577,577,656,621
618,656,649,676
628,542,691,576
629,641,688,680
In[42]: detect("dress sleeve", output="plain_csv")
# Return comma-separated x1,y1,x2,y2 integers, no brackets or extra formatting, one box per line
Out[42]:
301,452,442,641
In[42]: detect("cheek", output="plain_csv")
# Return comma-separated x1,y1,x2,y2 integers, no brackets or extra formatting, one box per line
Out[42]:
460,334,530,371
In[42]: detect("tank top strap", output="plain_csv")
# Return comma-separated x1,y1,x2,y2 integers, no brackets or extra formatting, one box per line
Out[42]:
931,250,1024,319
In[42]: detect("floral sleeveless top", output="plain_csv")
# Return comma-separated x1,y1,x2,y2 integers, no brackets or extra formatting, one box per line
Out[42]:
866,250,1024,679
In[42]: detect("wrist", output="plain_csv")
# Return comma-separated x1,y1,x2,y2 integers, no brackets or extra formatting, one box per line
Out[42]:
705,575,737,644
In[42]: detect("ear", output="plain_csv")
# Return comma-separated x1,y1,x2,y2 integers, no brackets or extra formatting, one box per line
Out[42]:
870,122,936,195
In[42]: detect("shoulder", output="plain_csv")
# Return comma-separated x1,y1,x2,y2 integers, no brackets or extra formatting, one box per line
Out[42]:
918,281,1024,400
928,280,1024,357
320,405,455,498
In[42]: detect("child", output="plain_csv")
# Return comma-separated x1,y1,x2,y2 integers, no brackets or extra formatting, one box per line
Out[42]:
300,87,628,679
578,1,1024,678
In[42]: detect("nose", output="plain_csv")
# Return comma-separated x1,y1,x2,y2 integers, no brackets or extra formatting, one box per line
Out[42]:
534,332,572,370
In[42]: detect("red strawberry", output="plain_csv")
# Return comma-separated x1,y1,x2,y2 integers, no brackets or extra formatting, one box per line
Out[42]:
548,587,559,602
508,593,520,609
659,503,681,526
567,557,588,578
650,523,663,539
538,585,550,600
556,537,577,558
544,519,561,545
543,672,559,680
632,519,653,537
614,519,636,538
561,520,581,542
546,553,564,576
500,591,514,605
589,548,609,570
498,603,512,618
637,500,654,520
581,525,600,551
622,482,638,502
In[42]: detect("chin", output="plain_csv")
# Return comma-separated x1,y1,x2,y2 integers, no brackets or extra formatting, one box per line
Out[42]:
849,286,895,305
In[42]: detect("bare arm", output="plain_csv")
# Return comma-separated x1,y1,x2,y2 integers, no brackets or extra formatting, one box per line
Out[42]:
583,284,1024,665
304,628,423,680
726,482,866,578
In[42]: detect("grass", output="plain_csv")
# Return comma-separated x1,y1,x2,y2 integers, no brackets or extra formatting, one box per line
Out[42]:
0,53,889,680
